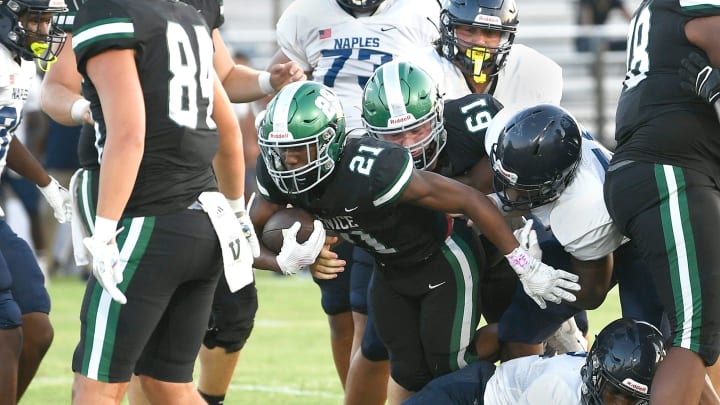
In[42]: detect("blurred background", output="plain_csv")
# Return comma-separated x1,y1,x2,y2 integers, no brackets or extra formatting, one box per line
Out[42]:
221,0,642,149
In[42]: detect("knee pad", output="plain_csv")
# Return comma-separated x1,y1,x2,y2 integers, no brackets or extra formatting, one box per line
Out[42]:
0,291,22,329
402,361,496,405
573,311,589,336
699,343,720,367
391,361,433,393
361,309,389,361
204,283,258,353
203,322,253,353
498,286,580,344
314,268,351,315
349,248,375,314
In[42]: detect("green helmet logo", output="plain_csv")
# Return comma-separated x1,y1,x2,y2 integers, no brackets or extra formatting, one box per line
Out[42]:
362,61,446,170
258,81,347,194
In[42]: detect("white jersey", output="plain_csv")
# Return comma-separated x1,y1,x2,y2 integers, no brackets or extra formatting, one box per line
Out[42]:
276,0,440,129
405,43,563,106
484,107,625,260
0,47,35,175
531,137,626,260
484,353,585,405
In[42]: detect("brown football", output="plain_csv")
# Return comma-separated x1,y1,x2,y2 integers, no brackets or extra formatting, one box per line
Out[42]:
261,207,316,253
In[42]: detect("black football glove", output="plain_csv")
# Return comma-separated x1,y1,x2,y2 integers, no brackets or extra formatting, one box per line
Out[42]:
679,52,720,105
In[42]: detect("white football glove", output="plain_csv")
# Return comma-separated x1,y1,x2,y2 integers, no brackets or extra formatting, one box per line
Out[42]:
38,176,72,223
276,220,326,275
513,219,542,260
505,247,580,309
83,217,126,304
229,194,260,258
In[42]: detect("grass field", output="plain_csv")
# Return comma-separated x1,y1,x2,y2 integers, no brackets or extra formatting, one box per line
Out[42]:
20,271,623,404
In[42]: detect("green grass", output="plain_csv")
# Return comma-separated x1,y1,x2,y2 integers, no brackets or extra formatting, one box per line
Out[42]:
21,271,623,404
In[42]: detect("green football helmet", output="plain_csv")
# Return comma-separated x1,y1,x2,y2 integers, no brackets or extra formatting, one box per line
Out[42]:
257,81,347,194
362,61,446,170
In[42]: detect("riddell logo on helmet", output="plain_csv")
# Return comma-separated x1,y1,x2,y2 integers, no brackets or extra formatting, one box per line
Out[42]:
622,378,648,394
493,160,518,184
268,131,292,140
49,0,67,7
388,114,413,128
473,14,502,25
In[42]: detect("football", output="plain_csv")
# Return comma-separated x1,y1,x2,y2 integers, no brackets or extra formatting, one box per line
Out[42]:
261,207,317,253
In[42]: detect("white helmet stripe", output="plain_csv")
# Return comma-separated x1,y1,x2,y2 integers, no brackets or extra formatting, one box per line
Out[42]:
271,81,307,133
383,61,407,117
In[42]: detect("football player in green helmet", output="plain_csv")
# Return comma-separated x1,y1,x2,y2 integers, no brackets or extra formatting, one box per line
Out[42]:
257,81,347,194
252,80,581,404
362,61,447,171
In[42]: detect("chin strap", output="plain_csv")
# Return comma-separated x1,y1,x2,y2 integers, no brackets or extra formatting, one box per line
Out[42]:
30,42,57,72
465,46,493,83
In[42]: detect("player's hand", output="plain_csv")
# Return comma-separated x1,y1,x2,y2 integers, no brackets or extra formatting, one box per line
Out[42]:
268,61,307,91
505,247,580,309
276,220,326,275
229,193,260,258
513,219,542,260
83,234,126,304
38,176,72,223
679,52,720,105
309,236,346,280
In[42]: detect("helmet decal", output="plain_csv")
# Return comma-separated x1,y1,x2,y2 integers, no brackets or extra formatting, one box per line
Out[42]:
382,63,408,120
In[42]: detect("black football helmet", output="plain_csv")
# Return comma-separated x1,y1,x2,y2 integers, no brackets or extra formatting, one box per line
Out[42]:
581,319,666,405
439,0,518,83
336,0,384,12
488,104,582,211
0,0,67,62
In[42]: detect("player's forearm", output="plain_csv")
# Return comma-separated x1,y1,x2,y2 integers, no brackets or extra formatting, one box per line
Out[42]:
40,80,85,126
40,32,85,125
6,136,51,186
467,195,519,254
221,65,268,103
212,76,245,199
253,249,282,273
87,49,144,221
96,133,143,220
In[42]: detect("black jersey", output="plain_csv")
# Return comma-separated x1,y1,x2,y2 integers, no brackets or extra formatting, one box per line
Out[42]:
57,0,223,33
73,0,220,217
65,0,224,168
438,93,503,178
614,0,720,178
257,137,451,268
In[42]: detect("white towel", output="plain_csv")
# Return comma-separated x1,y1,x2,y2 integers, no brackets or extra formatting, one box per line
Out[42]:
69,168,90,266
198,191,254,292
